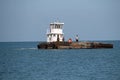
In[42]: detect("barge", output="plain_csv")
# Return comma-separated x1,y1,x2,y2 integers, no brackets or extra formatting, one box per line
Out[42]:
37,21,113,49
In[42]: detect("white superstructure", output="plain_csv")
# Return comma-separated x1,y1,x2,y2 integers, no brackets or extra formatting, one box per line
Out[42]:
47,21,64,42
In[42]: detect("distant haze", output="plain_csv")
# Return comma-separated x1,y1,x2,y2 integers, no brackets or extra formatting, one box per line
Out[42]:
0,0,120,42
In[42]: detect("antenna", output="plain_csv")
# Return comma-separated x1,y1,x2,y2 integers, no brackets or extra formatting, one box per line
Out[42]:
56,18,59,22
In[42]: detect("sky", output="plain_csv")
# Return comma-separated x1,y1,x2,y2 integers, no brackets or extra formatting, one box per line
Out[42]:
0,0,120,42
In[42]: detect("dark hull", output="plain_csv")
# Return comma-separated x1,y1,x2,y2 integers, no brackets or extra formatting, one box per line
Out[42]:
37,42,113,49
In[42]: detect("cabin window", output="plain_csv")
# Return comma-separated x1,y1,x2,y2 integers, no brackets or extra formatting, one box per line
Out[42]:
55,25,57,29
57,25,60,29
55,24,60,29
53,34,56,37
58,25,60,28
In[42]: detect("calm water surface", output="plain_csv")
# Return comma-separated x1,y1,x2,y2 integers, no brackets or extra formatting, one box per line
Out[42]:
0,41,120,80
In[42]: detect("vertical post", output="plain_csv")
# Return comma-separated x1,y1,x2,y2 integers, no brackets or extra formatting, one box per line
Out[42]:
56,34,60,48
57,34,59,42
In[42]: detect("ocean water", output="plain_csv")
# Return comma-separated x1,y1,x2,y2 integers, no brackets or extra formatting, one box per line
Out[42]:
0,41,120,80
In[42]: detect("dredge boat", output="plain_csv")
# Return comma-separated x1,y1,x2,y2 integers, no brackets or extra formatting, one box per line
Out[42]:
37,21,113,49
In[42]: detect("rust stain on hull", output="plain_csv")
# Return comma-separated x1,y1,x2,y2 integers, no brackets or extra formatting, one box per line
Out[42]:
37,42,113,49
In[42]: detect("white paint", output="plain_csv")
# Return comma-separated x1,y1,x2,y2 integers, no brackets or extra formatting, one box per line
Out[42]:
47,21,64,42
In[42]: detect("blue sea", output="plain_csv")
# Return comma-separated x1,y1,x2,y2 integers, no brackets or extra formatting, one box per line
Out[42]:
0,41,120,80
